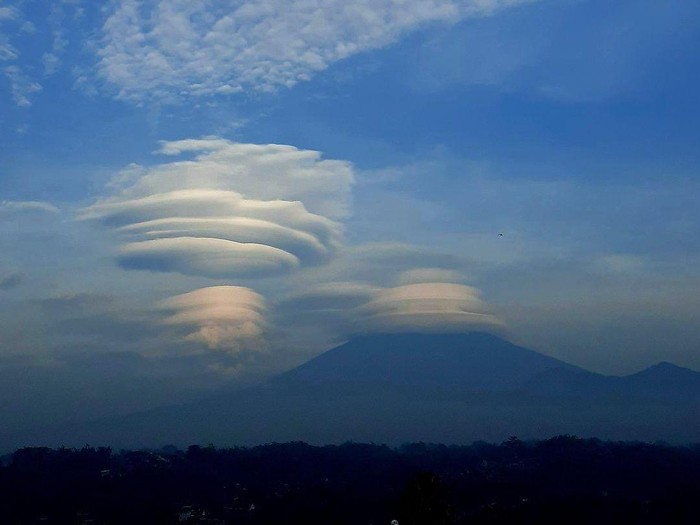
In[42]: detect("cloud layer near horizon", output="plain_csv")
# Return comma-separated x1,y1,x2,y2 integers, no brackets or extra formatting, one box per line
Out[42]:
97,0,533,102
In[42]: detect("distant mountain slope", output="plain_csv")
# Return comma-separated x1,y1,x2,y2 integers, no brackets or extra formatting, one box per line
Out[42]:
5,333,700,451
276,332,582,391
521,361,700,401
519,367,615,399
620,362,700,401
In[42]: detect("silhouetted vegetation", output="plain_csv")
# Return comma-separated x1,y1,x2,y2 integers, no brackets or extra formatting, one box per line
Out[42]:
2,437,700,524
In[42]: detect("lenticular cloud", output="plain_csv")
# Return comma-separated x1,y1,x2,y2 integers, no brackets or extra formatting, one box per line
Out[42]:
158,286,267,352
278,278,503,337
359,282,502,333
82,139,353,279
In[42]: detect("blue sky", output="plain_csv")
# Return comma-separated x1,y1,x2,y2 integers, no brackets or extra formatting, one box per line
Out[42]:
1,0,699,425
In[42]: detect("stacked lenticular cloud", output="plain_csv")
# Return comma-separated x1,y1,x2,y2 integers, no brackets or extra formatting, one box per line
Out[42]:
359,283,502,333
83,140,503,353
158,286,267,352
81,140,353,278
80,139,353,352
279,272,502,337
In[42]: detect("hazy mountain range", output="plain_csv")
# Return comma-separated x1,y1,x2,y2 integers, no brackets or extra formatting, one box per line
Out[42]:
5,333,700,451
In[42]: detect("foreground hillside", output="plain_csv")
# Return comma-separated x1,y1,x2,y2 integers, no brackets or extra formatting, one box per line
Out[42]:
2,438,700,524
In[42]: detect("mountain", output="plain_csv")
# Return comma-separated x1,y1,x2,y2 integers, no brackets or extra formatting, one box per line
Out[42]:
275,332,583,391
521,361,700,401
621,362,700,400
4,332,700,451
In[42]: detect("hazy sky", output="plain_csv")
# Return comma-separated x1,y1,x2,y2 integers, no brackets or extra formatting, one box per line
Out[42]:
1,0,699,424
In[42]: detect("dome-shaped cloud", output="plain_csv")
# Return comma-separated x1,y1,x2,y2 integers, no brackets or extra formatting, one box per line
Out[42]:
82,140,352,279
359,282,502,333
276,277,503,341
158,286,267,352
114,141,353,219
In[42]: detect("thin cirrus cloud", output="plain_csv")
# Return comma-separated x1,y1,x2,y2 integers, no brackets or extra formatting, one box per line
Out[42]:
97,0,534,102
0,200,60,214
0,6,19,61
81,139,352,279
0,6,43,107
158,286,267,353
3,65,42,107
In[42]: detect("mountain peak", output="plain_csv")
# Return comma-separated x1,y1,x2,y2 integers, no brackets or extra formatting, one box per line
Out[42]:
633,361,696,377
275,331,579,392
651,361,682,369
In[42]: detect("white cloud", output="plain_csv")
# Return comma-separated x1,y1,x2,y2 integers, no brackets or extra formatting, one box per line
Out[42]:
97,0,533,102
0,200,60,214
0,43,16,61
275,276,501,344
3,65,42,107
82,139,352,279
118,215,333,262
122,140,352,219
0,7,43,106
119,237,299,278
0,7,18,22
359,282,502,333
158,286,267,353
0,7,18,60
1,1,86,105
19,21,36,34
42,3,70,76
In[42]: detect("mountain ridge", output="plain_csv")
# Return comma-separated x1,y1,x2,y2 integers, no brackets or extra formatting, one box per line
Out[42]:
275,332,583,392
3,332,699,451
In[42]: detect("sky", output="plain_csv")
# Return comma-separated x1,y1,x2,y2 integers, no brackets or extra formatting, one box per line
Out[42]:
1,0,699,428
